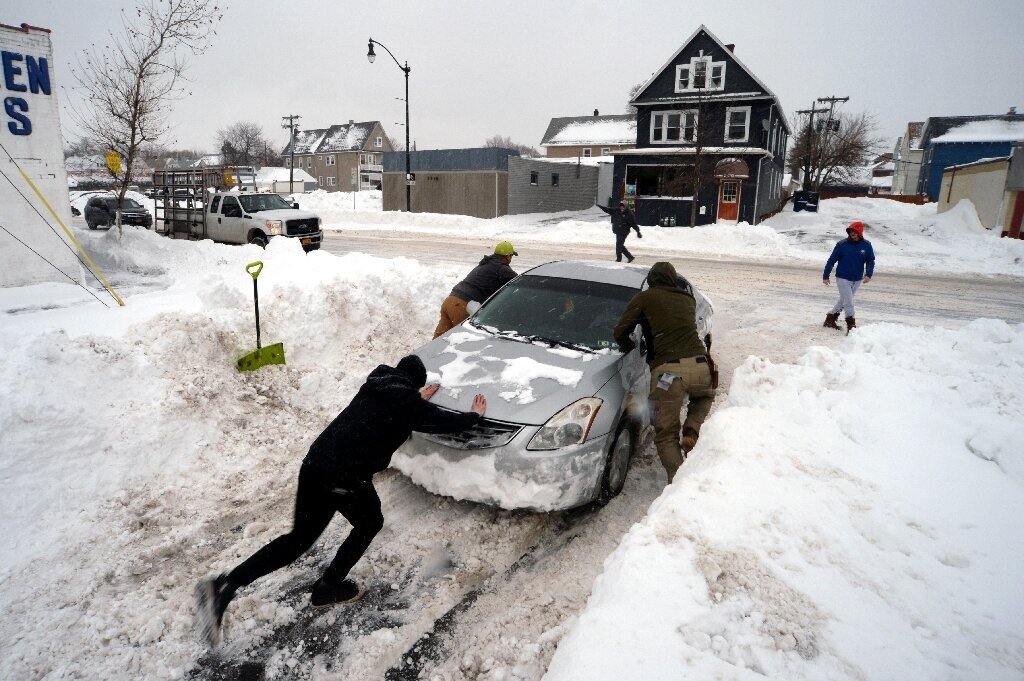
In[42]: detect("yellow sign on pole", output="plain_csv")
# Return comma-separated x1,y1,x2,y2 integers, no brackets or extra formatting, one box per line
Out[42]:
105,151,121,175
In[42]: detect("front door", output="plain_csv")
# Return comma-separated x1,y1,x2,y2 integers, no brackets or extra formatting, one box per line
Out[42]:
717,181,740,223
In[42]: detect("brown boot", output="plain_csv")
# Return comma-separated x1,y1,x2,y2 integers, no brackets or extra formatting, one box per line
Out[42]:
845,316,856,334
823,313,842,330
681,427,699,454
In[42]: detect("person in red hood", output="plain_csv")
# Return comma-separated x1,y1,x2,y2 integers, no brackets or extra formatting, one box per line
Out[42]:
823,221,875,333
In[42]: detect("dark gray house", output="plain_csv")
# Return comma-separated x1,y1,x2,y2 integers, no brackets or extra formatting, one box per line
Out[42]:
614,25,790,226
383,149,599,218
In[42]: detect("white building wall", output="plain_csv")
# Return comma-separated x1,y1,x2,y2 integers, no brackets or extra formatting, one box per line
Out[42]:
0,24,80,288
937,162,1009,229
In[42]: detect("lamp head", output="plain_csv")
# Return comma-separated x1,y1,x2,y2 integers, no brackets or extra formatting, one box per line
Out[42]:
367,40,376,63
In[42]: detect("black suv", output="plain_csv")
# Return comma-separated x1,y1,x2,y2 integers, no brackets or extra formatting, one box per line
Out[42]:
84,195,153,230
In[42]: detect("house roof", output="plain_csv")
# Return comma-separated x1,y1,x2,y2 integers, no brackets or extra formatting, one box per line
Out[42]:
945,155,1012,172
920,114,1024,147
540,115,636,147
932,119,1024,144
281,122,382,155
629,25,791,135
255,167,316,184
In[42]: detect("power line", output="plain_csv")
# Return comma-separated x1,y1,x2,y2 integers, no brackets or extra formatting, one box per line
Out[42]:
0,221,109,307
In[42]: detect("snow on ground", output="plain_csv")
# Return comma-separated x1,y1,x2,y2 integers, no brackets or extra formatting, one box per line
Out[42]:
299,190,1024,277
544,319,1024,681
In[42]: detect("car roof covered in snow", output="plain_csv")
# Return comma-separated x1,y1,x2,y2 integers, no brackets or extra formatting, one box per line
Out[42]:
522,260,649,288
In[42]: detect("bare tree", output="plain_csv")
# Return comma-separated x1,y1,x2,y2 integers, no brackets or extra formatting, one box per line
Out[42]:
69,0,223,235
483,134,538,157
216,121,270,166
787,111,885,191
388,134,405,151
625,80,645,114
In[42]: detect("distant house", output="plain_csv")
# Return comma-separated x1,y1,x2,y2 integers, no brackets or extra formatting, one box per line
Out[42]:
540,112,636,159
892,121,924,195
614,25,790,226
917,111,1024,200
281,120,393,192
254,167,318,194
938,145,1024,238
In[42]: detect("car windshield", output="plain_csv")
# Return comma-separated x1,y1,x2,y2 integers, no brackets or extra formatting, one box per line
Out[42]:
471,274,637,350
238,194,292,212
104,197,143,210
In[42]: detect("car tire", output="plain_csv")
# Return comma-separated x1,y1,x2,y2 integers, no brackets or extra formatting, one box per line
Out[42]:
87,220,97,230
597,419,635,505
249,232,268,248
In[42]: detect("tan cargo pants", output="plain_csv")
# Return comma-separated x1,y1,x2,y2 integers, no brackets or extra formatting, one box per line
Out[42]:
649,357,715,482
433,296,470,338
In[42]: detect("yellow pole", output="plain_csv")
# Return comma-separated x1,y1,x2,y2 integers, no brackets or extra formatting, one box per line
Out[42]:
15,166,126,307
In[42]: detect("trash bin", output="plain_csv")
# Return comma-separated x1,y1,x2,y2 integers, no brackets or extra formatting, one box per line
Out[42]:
793,190,820,213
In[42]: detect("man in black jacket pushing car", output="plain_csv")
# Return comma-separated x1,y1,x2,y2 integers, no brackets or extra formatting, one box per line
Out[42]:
195,354,486,647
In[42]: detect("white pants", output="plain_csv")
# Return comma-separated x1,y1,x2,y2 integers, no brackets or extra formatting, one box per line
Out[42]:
829,278,861,318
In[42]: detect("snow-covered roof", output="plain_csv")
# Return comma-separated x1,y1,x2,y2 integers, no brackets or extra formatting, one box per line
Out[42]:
945,156,1012,172
541,115,635,147
534,155,614,166
613,146,773,157
871,175,892,188
255,166,316,184
317,122,375,153
192,154,222,167
933,119,1024,143
284,128,329,155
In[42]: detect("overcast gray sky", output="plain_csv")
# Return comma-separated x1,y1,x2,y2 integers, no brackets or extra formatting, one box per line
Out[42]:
16,0,1024,154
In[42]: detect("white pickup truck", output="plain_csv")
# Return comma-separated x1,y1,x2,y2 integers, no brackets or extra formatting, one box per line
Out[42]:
158,190,323,251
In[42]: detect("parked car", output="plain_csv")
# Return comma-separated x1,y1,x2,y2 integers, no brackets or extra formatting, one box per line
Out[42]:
84,195,153,230
397,260,714,511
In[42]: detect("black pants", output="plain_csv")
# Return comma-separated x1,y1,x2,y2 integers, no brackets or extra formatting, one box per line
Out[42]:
615,233,633,262
225,464,384,593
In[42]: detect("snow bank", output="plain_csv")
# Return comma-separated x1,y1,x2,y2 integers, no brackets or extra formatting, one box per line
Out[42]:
545,319,1024,680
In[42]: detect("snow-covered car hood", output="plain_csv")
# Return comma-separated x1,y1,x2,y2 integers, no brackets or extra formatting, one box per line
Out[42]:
249,208,319,221
414,324,623,425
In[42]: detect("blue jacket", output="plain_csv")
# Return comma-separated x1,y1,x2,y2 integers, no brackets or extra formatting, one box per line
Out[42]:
823,238,875,282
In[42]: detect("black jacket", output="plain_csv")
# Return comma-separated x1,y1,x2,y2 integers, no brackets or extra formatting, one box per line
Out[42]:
304,364,480,479
450,255,517,302
601,204,640,237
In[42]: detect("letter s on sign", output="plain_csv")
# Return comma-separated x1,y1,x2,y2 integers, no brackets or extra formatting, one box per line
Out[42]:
4,97,31,136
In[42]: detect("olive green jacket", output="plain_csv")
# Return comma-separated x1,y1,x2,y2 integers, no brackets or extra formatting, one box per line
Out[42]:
613,262,707,368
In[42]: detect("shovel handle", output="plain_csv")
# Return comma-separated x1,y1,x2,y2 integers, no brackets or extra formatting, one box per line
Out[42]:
245,261,264,280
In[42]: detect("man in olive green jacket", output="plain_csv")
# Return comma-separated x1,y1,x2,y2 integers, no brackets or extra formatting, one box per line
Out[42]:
613,261,715,482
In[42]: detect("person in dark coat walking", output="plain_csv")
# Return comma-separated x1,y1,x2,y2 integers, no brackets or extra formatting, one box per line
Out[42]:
433,241,518,338
613,262,715,483
600,201,642,262
195,355,486,647
823,221,875,334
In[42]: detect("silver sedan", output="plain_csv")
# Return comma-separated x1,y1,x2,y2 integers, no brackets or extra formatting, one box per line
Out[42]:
393,260,714,511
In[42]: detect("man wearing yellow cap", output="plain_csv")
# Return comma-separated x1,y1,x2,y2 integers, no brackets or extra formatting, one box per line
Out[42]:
433,241,518,338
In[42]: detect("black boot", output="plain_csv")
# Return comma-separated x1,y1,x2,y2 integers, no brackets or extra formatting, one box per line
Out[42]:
823,313,842,330
310,578,365,609
195,574,234,648
845,316,856,334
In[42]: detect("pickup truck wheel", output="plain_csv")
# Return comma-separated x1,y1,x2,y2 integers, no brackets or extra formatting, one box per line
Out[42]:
87,220,97,230
248,232,268,248
597,420,635,505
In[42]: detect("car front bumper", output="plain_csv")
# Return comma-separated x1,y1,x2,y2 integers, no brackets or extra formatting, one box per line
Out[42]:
392,426,612,511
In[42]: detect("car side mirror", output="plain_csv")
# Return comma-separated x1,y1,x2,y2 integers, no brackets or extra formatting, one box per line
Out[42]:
292,202,299,209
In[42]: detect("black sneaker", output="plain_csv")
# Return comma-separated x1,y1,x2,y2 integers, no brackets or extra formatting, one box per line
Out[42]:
195,574,232,648
310,578,365,609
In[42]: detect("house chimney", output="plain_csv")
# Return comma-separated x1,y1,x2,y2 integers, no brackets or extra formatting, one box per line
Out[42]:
594,109,599,116
349,119,354,125
725,44,735,53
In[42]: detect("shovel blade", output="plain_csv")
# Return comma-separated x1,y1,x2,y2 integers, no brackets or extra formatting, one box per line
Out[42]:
236,342,286,372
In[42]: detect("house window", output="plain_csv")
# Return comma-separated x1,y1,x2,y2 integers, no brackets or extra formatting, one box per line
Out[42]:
326,155,336,166
722,182,737,202
583,148,592,157
285,158,291,167
317,155,323,162
375,137,382,147
530,171,538,185
551,173,559,187
675,55,726,93
307,158,313,169
628,165,693,198
361,174,370,184
318,176,324,186
651,110,698,143
326,176,337,186
725,106,751,142
601,147,611,156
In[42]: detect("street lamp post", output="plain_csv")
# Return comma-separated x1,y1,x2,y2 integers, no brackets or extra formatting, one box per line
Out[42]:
368,38,411,212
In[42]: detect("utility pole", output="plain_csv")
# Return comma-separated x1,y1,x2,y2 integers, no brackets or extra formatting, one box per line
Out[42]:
796,103,828,191
813,96,849,189
281,114,301,193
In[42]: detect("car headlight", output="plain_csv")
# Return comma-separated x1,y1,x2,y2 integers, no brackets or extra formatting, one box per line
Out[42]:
527,398,603,450
265,219,283,235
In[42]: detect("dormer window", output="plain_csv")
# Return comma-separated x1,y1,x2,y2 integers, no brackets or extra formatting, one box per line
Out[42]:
675,54,726,93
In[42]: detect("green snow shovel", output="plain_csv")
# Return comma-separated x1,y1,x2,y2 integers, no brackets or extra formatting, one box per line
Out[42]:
237,261,286,372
